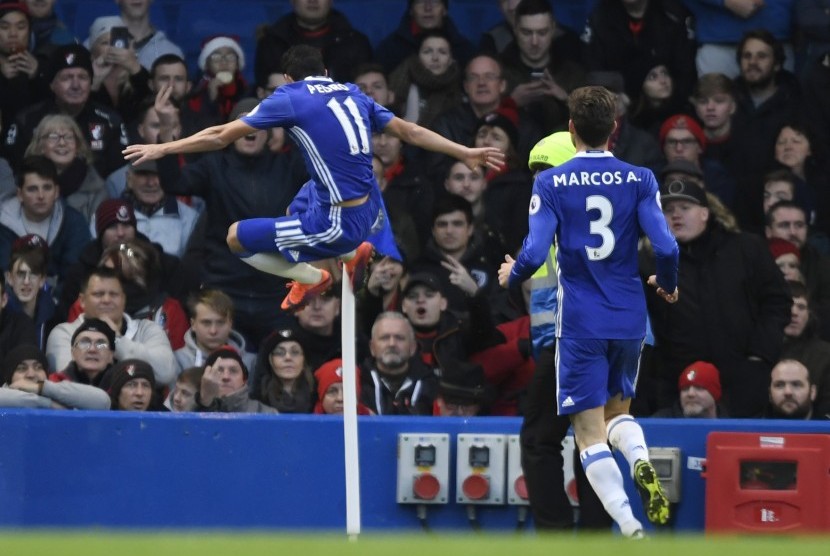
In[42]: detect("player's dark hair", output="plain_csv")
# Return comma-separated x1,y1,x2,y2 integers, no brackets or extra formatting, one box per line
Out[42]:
736,29,785,67
432,193,473,226
16,155,58,188
568,86,617,149
281,45,325,81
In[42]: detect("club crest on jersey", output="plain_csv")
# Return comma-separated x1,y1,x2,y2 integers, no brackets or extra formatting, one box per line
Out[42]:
529,194,541,215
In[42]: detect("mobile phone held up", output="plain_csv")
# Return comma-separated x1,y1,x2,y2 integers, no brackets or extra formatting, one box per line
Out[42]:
530,71,545,81
110,27,130,49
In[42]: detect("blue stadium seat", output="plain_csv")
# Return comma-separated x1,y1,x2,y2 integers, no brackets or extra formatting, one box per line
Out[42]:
174,0,270,84
447,0,503,46
332,0,406,49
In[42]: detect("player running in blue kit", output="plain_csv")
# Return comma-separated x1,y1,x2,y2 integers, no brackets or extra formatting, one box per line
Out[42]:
124,45,504,311
499,87,679,537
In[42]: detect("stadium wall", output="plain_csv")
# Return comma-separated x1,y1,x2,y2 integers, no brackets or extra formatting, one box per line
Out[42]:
1,410,828,532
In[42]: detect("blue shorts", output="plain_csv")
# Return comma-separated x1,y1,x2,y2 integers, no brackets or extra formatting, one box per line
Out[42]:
554,338,644,415
235,181,382,262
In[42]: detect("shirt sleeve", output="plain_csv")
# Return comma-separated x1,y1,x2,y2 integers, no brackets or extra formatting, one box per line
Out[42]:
638,172,679,293
371,100,395,132
41,381,112,410
241,91,293,130
510,175,558,286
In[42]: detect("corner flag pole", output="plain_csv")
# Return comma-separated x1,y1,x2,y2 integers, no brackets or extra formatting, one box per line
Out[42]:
341,273,361,538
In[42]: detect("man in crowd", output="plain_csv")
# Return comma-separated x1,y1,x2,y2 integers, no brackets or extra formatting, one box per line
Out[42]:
359,311,437,415
254,0,372,84
764,359,825,419
175,288,255,374
5,44,126,177
46,267,177,385
653,361,727,418
49,317,115,386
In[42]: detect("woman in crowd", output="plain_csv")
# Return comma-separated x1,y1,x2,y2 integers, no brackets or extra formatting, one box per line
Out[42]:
772,122,830,236
250,327,315,413
629,62,690,137
87,15,150,124
388,30,462,129
472,108,530,255
23,114,107,222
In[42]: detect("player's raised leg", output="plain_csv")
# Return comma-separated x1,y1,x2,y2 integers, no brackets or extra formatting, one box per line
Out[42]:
226,222,332,311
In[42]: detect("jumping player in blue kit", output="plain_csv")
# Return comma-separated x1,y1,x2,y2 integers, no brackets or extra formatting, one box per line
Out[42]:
498,87,679,537
124,45,504,311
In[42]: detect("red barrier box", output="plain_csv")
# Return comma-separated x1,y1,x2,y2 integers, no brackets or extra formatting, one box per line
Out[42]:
703,432,830,533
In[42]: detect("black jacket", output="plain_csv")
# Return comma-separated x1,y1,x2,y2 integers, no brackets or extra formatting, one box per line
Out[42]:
375,12,475,75
0,310,38,360
582,0,697,103
254,9,372,85
642,223,792,417
482,167,534,254
359,354,438,416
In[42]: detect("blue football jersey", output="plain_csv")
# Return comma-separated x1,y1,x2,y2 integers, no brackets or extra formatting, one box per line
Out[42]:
241,77,395,205
510,151,678,339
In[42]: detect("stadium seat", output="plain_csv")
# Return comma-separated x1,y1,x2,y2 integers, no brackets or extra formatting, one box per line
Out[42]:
174,0,270,84
331,0,406,49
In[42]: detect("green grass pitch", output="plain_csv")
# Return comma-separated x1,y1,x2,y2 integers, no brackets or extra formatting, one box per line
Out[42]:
2,532,829,556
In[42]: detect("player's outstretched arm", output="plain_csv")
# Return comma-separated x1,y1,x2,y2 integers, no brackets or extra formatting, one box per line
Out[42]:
383,117,504,171
647,275,679,304
123,119,256,166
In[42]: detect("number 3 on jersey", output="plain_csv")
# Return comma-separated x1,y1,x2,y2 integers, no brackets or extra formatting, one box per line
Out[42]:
585,195,615,260
326,97,370,155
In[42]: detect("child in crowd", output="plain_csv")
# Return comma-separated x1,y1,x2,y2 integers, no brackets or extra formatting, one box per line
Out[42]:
188,35,247,122
3,234,56,349
313,358,373,415
169,366,204,412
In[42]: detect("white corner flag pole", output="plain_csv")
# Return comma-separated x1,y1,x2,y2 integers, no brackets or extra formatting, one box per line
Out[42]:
341,273,361,539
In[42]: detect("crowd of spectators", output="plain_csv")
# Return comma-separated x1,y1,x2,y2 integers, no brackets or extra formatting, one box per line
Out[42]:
1,0,828,420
